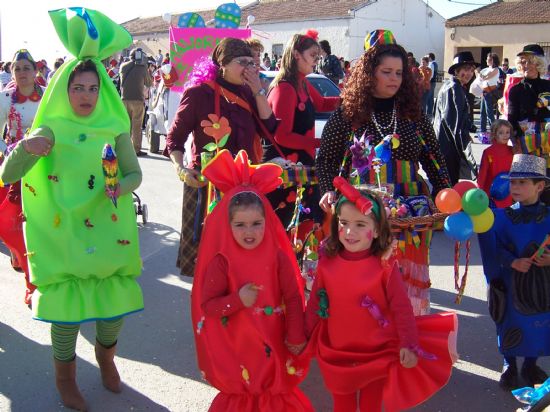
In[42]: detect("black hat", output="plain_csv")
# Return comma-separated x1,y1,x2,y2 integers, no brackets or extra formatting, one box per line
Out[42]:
448,51,480,75
517,44,545,57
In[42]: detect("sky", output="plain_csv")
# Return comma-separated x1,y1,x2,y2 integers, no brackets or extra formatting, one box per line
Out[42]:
0,0,495,64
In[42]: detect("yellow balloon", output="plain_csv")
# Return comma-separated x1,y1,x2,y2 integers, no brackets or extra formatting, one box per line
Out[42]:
471,208,494,233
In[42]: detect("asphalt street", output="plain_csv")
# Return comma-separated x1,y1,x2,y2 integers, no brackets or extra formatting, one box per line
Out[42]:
0,125,543,412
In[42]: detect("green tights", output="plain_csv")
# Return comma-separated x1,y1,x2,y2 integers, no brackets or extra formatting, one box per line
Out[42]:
51,317,124,362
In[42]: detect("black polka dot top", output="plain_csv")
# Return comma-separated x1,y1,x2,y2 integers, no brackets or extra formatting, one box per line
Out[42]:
316,97,450,195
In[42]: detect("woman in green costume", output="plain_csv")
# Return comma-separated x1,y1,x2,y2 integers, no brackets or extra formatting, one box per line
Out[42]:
0,8,143,411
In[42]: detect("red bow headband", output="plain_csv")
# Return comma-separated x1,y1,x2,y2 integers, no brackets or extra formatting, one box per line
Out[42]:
296,29,319,49
333,176,374,216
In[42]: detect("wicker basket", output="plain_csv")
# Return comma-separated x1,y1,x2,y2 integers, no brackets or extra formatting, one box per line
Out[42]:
389,212,448,233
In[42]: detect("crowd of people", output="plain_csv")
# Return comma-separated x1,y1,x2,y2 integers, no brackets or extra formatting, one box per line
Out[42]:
1,6,550,412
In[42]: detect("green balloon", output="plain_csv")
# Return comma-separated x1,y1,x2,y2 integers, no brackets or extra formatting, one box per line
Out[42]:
462,188,489,216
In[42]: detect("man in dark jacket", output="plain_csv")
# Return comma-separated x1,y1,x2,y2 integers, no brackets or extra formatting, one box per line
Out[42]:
433,51,479,185
318,40,344,86
120,48,152,156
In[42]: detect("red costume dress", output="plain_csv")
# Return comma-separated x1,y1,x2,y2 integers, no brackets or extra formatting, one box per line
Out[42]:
191,150,313,412
477,143,514,208
0,85,42,302
305,249,457,412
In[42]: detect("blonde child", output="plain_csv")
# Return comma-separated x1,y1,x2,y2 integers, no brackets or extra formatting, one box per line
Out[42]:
478,119,514,208
191,150,312,412
305,177,457,412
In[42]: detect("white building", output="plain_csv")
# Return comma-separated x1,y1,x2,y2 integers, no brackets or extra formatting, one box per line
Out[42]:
122,0,445,64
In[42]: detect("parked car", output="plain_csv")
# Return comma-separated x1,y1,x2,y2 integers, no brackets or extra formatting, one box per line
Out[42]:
145,72,341,153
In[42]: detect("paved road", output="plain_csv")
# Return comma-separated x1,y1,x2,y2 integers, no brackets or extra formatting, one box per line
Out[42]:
1,129,542,412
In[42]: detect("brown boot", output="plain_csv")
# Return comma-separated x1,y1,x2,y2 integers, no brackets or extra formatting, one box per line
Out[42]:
95,340,121,393
54,358,87,411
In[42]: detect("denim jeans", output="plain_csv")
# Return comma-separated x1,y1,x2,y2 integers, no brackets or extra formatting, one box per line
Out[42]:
421,90,430,114
480,92,495,132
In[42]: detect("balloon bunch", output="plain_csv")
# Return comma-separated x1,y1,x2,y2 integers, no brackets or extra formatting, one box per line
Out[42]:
435,180,494,241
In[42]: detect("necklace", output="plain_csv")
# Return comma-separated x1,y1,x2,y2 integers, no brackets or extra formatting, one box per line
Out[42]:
370,103,398,139
11,84,43,105
220,87,238,105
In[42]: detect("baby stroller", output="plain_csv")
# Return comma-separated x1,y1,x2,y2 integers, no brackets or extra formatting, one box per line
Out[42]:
132,192,148,225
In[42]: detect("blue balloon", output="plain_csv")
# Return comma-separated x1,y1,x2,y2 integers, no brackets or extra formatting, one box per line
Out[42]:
444,212,474,241
490,172,510,201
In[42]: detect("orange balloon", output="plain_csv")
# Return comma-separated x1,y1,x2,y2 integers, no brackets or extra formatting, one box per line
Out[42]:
453,180,478,197
435,188,462,213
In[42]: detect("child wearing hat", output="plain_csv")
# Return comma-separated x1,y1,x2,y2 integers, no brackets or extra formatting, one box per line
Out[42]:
478,154,550,391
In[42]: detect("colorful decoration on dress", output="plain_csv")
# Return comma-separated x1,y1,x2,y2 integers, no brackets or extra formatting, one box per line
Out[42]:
240,365,250,385
201,114,231,152
285,359,303,376
196,316,205,335
24,183,36,196
316,288,329,319
361,295,389,328
102,144,119,208
177,12,206,28
530,234,550,260
54,214,61,227
88,175,95,190
214,3,242,29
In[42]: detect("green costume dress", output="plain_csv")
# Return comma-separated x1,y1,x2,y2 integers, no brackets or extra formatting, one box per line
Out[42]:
22,8,143,323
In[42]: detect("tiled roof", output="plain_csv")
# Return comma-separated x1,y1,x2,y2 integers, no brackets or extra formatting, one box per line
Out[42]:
122,0,371,35
446,0,550,27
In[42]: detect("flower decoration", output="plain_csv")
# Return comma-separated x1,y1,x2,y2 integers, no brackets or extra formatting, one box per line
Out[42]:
201,114,231,153
350,134,375,176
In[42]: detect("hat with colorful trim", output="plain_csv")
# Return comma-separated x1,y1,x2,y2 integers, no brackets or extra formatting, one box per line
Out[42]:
364,29,396,51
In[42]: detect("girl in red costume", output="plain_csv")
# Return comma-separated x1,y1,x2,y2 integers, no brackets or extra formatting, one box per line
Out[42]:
477,119,514,208
305,177,457,412
0,49,42,305
191,149,313,412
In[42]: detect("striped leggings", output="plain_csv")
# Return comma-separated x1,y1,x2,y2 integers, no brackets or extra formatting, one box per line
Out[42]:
51,317,124,362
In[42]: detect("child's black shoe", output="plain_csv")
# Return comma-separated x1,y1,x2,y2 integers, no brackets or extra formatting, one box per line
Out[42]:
499,366,519,390
521,364,548,387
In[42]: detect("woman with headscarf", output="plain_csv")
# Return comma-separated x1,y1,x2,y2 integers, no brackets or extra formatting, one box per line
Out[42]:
316,30,451,315
0,9,143,410
164,37,277,277
0,49,44,304
433,51,480,186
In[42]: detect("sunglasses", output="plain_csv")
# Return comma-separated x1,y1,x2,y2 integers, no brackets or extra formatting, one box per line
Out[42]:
233,58,256,68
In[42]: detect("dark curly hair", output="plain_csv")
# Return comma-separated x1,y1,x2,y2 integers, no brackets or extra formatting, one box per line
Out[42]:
323,189,392,258
341,43,420,125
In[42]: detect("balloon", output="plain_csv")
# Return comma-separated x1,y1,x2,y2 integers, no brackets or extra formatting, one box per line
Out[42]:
161,64,172,75
462,188,489,216
162,12,172,23
444,212,474,241
490,172,510,200
435,188,462,214
247,15,255,25
471,208,494,233
453,180,477,197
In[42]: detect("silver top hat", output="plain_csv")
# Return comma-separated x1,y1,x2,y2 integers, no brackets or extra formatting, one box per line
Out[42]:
508,154,550,180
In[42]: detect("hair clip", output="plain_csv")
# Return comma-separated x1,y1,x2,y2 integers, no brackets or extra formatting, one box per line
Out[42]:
304,29,319,42
333,176,373,215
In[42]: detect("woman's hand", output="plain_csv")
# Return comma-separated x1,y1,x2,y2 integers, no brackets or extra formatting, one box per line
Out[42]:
400,348,418,368
177,165,206,188
22,136,53,157
239,283,261,307
243,66,262,96
319,191,336,213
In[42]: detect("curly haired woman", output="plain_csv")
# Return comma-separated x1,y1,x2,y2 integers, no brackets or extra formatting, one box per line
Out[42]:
316,30,450,315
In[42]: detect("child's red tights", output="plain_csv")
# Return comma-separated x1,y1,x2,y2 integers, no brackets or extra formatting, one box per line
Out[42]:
332,379,385,412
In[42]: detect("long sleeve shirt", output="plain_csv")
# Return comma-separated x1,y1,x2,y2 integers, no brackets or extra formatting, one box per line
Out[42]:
201,251,306,345
267,74,339,159
0,127,142,196
317,97,449,194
